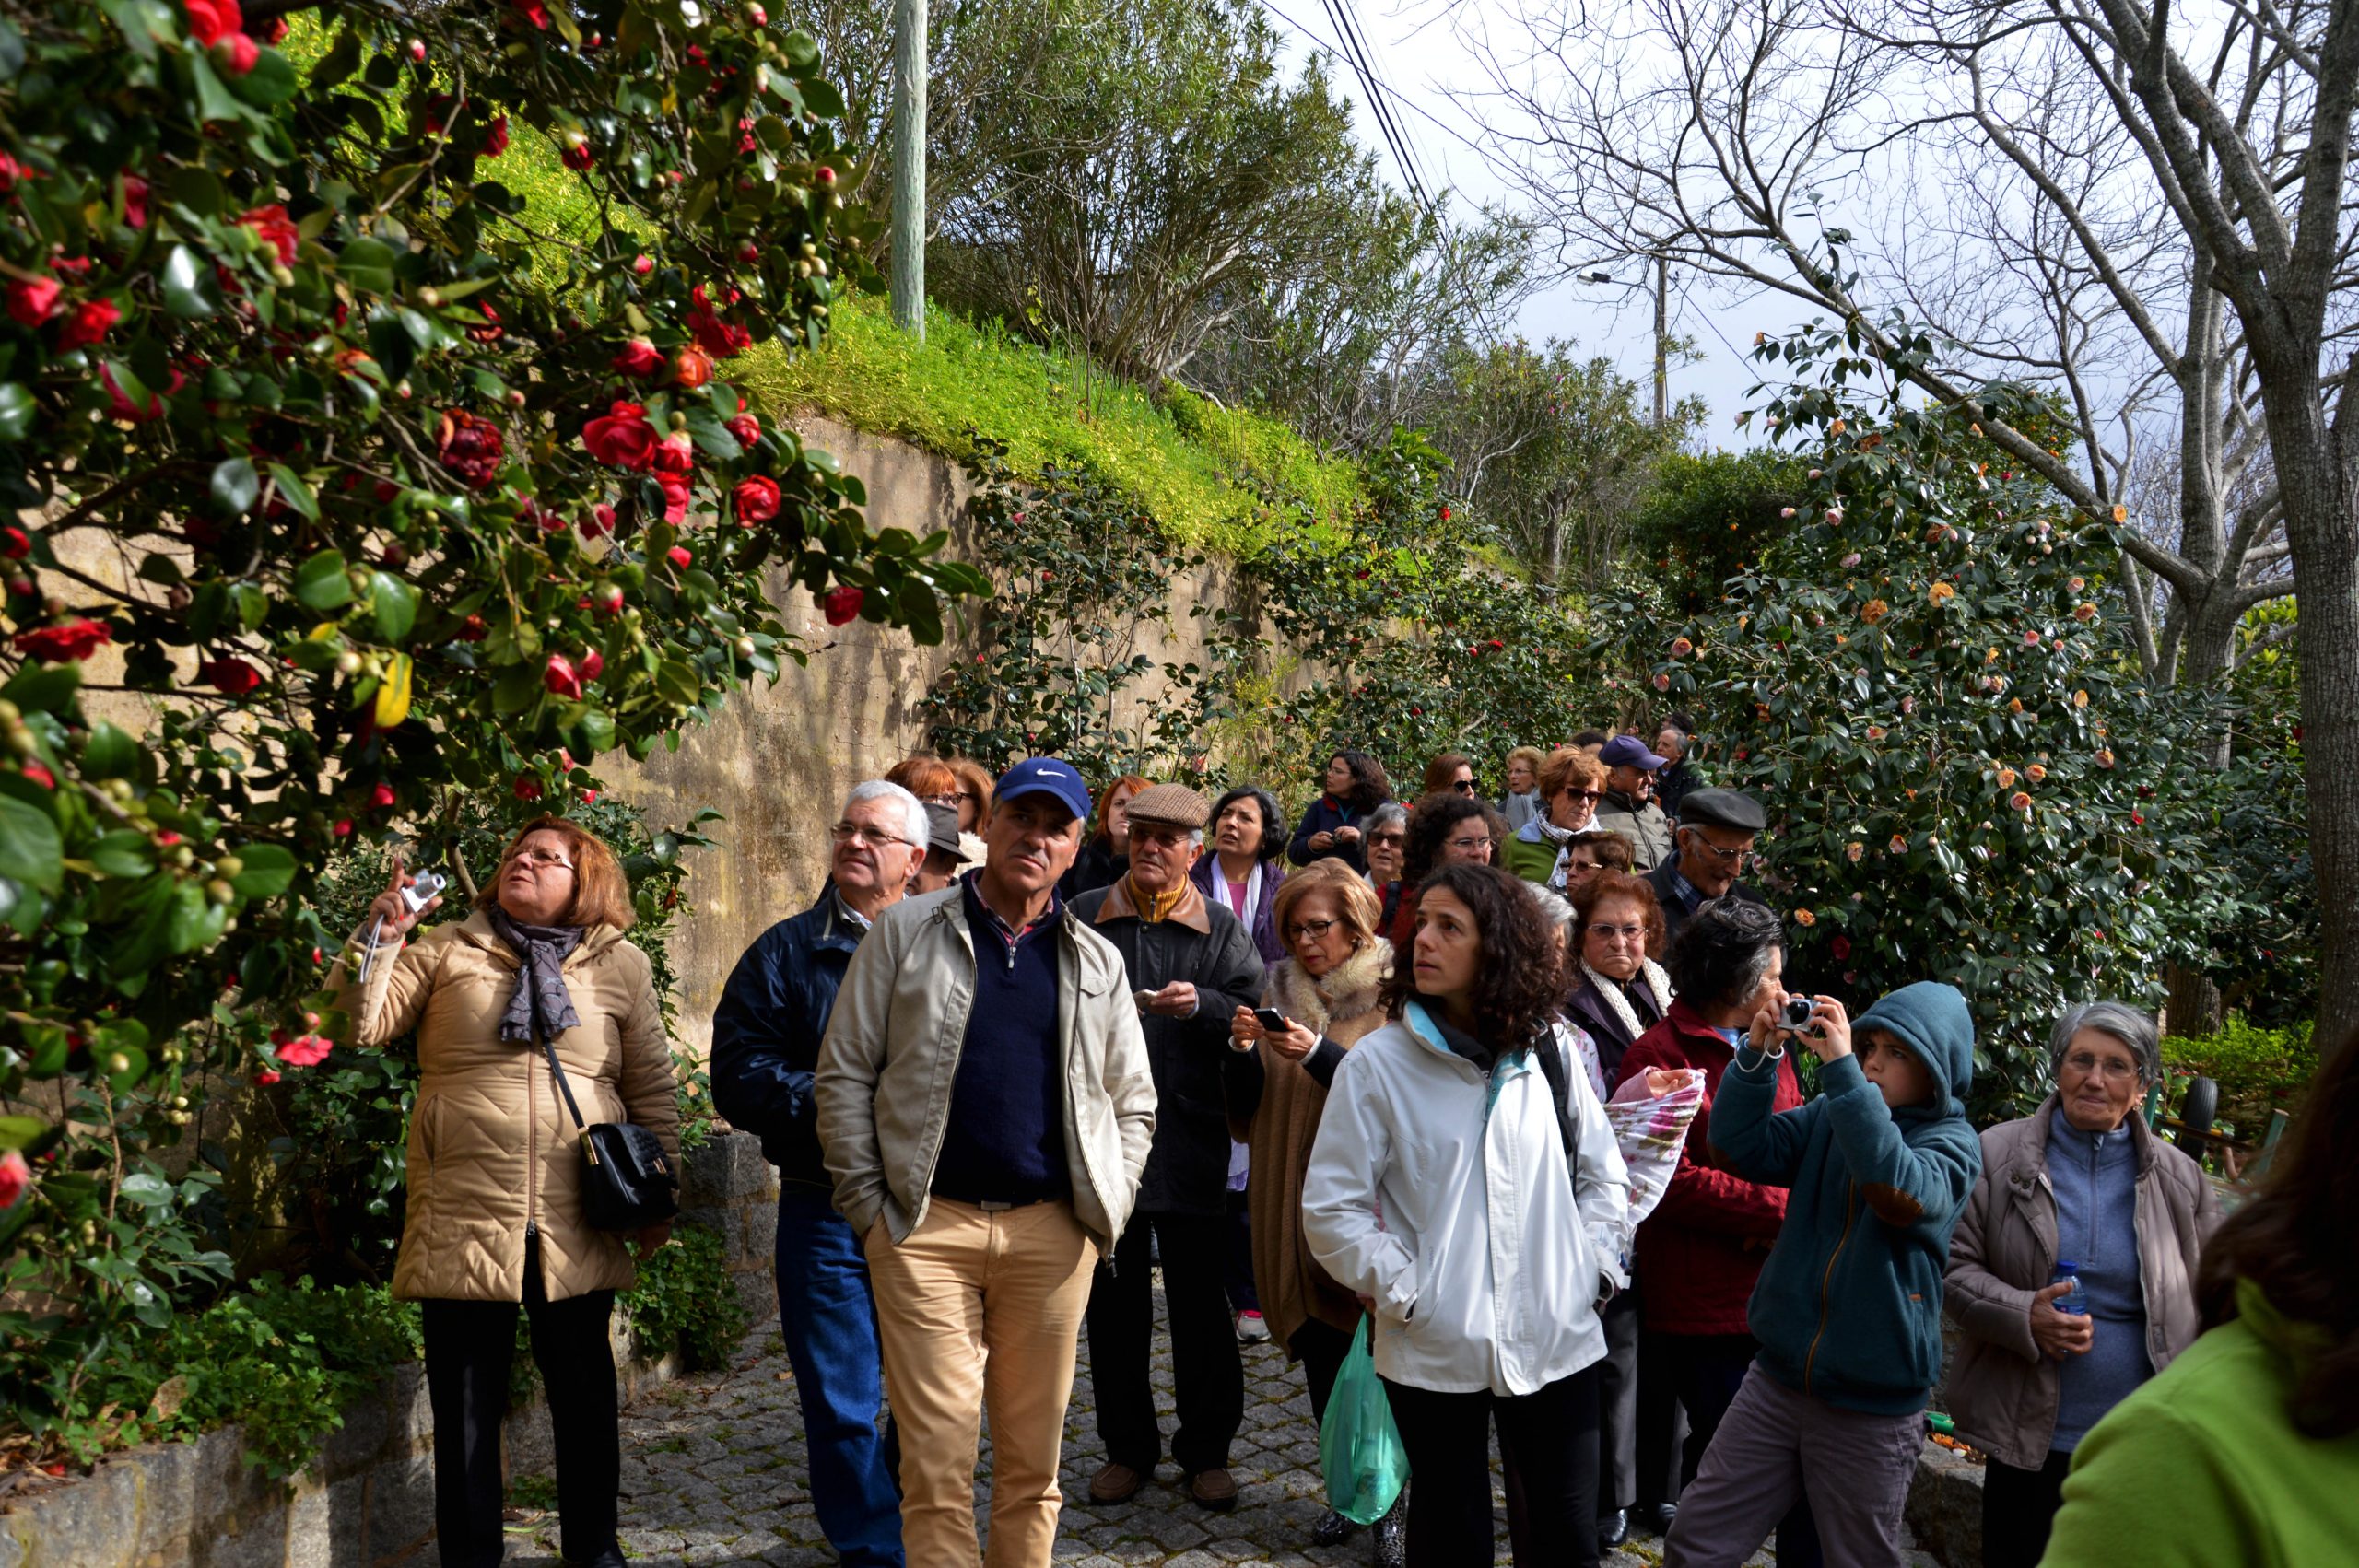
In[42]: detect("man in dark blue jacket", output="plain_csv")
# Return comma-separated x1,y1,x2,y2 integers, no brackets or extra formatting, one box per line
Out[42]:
711,778,930,1568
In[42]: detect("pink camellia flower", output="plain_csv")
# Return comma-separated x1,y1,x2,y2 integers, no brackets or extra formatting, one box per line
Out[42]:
822,585,865,626
481,116,511,158
212,32,260,75
6,276,60,327
238,203,300,265
183,0,242,47
514,0,551,29
370,781,396,808
1845,841,1864,862
13,619,111,662
578,649,604,683
1652,673,1672,692
733,475,781,524
654,470,690,523
666,545,693,569
58,298,123,351
253,1069,282,1086
545,652,583,700
649,431,696,475
0,1149,32,1209
276,1034,333,1068
1840,552,1861,568
581,401,658,469
2023,628,2043,646
204,657,264,695
631,254,654,275
122,175,150,228
1669,636,1693,658
19,761,53,790
0,152,18,193
611,337,664,378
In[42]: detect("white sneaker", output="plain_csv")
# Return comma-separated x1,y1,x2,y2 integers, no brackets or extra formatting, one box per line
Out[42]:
1235,1310,1270,1343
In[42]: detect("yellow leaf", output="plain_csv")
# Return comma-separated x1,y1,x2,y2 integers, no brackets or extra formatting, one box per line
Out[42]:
2111,504,2128,522
373,653,413,731
306,622,341,641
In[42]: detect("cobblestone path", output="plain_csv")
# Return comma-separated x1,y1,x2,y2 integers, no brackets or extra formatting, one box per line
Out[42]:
503,1285,1913,1567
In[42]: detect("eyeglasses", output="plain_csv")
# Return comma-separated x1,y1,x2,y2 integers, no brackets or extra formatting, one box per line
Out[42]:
1447,835,1494,853
1367,832,1406,848
1684,837,1756,867
2061,1051,2142,1082
1451,779,1477,795
1285,917,1344,942
920,792,961,807
1563,790,1603,803
511,848,576,872
831,823,914,849
1587,923,1646,943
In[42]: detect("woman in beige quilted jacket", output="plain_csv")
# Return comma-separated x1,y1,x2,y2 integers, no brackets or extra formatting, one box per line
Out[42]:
332,815,679,1568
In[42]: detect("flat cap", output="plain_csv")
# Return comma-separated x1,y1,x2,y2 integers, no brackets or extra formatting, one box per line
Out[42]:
922,802,965,857
1678,788,1766,832
1123,782,1211,831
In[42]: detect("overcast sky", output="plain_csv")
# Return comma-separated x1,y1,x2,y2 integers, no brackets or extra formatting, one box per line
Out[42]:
1257,0,1773,447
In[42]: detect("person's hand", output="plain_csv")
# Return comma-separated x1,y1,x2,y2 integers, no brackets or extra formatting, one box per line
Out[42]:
361,854,441,942
1333,825,1361,845
1356,1292,1375,1312
1144,980,1199,1017
1642,1068,1688,1098
1230,1005,1265,1048
2029,1281,2095,1359
1309,830,1335,852
632,1222,675,1254
1802,996,1852,1062
1269,1021,1320,1061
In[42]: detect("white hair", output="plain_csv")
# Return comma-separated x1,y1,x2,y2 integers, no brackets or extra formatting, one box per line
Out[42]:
843,779,930,849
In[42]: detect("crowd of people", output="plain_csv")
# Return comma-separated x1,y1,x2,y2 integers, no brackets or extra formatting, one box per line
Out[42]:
331,729,2359,1568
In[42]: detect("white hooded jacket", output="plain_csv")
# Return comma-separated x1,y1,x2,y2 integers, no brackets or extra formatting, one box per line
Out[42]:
1302,1001,1633,1396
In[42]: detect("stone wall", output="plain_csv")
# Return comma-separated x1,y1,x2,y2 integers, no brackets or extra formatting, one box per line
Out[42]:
0,1133,782,1568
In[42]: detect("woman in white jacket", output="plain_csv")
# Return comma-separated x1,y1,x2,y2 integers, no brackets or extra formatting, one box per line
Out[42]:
1304,861,1633,1568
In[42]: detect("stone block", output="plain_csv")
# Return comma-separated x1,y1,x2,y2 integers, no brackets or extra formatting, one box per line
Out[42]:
129,1433,202,1564
320,1381,393,1476
2,1457,140,1567
1906,1437,1985,1567
362,1453,438,1565
735,1201,779,1265
279,1472,336,1568
682,1135,776,1208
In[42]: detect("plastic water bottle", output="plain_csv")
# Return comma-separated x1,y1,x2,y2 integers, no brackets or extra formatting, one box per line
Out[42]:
2051,1260,2089,1316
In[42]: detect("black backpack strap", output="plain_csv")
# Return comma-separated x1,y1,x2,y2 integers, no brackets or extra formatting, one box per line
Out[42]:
539,1030,589,1133
1532,1032,1578,1157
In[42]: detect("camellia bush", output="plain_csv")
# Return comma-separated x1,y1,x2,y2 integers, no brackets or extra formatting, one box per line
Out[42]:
1644,321,2224,1114
0,0,985,1441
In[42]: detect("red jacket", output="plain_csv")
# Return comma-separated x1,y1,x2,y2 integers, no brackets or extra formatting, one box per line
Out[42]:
1612,998,1805,1335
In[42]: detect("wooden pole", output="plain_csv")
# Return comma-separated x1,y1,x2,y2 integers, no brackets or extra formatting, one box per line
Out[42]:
888,0,926,341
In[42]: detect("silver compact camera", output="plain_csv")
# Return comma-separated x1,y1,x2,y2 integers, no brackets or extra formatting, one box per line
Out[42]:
1777,996,1815,1033
401,868,447,914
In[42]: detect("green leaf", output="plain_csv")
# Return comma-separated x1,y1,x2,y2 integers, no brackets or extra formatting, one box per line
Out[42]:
370,572,418,642
227,844,296,898
1,661,78,715
120,1172,172,1207
211,457,260,516
0,383,30,441
161,244,217,319
81,722,139,780
90,830,156,878
682,404,744,462
655,659,702,708
294,548,354,611
492,662,542,716
339,236,398,296
186,50,251,123
0,792,62,894
569,710,617,755
227,45,299,107
0,1114,46,1153
268,463,319,521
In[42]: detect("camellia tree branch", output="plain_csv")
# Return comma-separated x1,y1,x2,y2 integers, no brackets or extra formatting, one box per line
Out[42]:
0,0,987,1250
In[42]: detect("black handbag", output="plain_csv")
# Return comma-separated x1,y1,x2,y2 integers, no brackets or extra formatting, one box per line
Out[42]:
539,1033,680,1231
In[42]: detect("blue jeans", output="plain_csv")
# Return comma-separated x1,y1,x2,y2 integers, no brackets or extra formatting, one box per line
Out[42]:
775,1185,903,1567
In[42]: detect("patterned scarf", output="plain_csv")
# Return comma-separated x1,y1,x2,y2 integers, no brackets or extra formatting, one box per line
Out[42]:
489,903,585,1044
1579,957,1673,1042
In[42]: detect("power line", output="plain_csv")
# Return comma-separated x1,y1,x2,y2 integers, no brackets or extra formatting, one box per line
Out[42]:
1320,0,1433,214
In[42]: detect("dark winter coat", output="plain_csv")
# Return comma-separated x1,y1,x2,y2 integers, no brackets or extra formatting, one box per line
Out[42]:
1059,838,1129,900
1190,852,1286,965
710,893,866,1192
1286,796,1373,874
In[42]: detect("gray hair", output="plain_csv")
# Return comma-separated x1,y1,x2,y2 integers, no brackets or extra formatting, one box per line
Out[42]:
2048,1000,2160,1084
1366,802,1409,837
843,779,930,851
1525,884,1576,932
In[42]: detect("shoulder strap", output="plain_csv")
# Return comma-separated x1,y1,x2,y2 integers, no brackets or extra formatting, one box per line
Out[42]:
540,1031,588,1133
1532,1034,1577,1157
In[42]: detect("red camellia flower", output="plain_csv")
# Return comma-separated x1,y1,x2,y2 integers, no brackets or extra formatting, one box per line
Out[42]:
18,761,53,790
649,431,696,475
733,475,781,524
666,544,693,569
183,0,242,47
0,152,20,193
212,32,260,75
581,504,615,539
0,528,26,559
611,337,664,378
122,175,150,228
13,619,111,662
276,1034,333,1068
203,657,264,695
100,363,175,423
466,303,503,345
654,471,690,523
559,139,595,171
370,781,396,809
253,1069,282,1086
822,585,865,626
578,649,604,682
268,16,288,41
582,401,658,470
0,1148,28,1210
437,410,505,489
632,253,654,275
725,413,762,447
1830,934,1852,961
459,614,488,641
672,345,714,389
6,276,59,327
513,0,551,29
513,775,544,802
545,653,583,700
238,203,300,265
482,115,511,158
57,298,122,351
686,286,751,357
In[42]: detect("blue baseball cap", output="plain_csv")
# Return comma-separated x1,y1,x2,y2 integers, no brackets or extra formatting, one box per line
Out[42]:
1599,734,1670,771
992,757,1093,823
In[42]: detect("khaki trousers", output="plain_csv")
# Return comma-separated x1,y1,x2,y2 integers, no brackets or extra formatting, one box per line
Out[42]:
863,1198,1097,1568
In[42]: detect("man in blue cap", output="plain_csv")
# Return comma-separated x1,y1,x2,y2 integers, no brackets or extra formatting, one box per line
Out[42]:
1595,733,1676,871
817,758,1158,1568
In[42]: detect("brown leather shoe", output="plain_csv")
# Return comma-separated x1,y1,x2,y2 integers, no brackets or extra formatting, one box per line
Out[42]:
1088,1461,1147,1504
1187,1467,1239,1511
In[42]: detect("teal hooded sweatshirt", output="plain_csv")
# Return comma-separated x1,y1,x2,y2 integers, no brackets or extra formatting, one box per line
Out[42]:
1710,981,1984,1415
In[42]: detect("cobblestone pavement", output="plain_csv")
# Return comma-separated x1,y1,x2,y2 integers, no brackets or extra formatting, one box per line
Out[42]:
504,1282,1925,1567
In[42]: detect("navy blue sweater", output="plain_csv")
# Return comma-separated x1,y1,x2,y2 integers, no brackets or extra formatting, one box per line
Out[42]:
927,877,1071,1208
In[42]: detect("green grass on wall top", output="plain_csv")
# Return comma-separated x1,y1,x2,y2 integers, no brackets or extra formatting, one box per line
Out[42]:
734,293,1367,552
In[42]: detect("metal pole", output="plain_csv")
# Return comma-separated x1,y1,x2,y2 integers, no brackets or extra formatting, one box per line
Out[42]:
888,0,926,341
1652,254,1668,427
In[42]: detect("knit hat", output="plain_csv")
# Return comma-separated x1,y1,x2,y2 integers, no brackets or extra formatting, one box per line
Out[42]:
1123,782,1212,831
1853,981,1977,1116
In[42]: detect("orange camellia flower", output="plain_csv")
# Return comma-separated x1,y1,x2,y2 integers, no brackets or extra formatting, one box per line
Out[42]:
2095,747,2117,768
2010,697,2025,713
2068,576,2087,592
672,345,714,389
1861,598,1891,624
1864,725,1885,741
2026,764,2048,783
1793,907,1817,927
2010,790,2034,812
1996,767,2019,789
2073,689,2090,708
1889,834,1908,854
1846,842,1865,862
1929,581,1956,604
2073,602,2099,623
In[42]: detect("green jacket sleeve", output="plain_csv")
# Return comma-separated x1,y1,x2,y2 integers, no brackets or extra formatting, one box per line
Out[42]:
2042,1398,2261,1567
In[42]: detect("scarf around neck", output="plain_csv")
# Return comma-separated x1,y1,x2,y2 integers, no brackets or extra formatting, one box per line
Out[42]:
1534,814,1585,891
489,903,586,1044
1580,957,1673,1043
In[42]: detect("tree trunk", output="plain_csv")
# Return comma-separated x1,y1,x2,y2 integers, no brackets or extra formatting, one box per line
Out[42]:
2164,965,2224,1039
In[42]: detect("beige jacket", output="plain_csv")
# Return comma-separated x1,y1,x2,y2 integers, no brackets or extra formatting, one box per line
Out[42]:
1942,1097,2219,1469
331,909,681,1304
814,884,1156,1256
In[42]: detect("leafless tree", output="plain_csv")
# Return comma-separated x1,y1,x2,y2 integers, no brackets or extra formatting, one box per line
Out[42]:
1455,0,2359,1035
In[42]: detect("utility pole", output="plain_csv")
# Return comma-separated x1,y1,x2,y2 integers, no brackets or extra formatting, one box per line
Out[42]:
1651,255,1670,428
888,0,926,341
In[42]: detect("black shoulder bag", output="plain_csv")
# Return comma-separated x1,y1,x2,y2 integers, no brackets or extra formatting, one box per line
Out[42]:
539,1034,680,1231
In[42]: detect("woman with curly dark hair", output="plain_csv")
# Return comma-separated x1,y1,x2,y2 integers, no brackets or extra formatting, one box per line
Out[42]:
1191,783,1289,965
1288,749,1392,873
1305,863,1633,1568
2037,1024,2359,1565
1386,791,1498,950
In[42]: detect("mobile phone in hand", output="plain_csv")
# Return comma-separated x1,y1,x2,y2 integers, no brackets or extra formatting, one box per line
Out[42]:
1134,989,1158,1012
1252,1008,1288,1033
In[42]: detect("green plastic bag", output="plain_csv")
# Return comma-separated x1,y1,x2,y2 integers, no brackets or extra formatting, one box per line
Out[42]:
1320,1315,1409,1523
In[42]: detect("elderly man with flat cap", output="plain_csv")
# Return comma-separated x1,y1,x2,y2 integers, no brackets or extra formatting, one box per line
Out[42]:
910,802,972,895
1068,783,1269,1513
1595,732,1677,871
1648,787,1770,946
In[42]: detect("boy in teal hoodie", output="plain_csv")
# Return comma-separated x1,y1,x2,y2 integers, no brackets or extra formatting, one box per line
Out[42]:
1664,980,1984,1568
